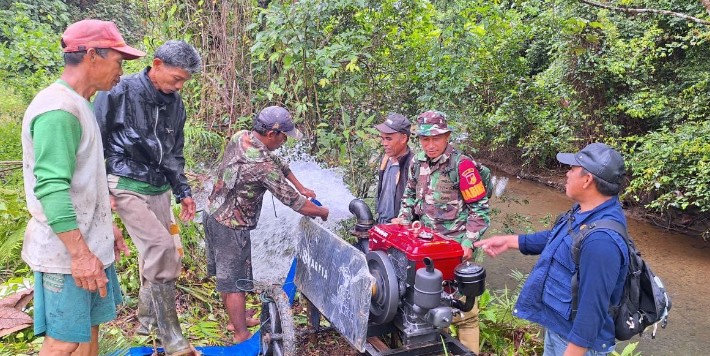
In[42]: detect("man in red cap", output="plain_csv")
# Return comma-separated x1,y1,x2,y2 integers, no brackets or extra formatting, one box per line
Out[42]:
21,20,143,355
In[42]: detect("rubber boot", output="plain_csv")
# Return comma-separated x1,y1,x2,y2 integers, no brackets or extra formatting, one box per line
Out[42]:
136,283,157,336
150,281,193,355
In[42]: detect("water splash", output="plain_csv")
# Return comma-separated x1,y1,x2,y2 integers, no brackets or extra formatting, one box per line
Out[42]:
491,176,509,198
250,153,356,284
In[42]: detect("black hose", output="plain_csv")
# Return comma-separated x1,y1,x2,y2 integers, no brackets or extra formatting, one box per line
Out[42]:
349,199,374,232
451,296,476,313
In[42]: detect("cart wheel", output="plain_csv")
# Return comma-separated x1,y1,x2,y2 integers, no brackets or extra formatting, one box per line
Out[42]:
260,286,295,356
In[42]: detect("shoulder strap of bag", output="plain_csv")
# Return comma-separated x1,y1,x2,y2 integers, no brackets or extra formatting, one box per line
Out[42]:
570,218,628,319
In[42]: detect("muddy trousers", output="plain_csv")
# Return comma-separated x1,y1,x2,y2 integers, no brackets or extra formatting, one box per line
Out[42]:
109,184,190,354
109,187,182,283
452,300,480,354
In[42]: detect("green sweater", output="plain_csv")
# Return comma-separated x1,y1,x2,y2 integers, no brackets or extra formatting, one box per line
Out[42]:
30,81,83,233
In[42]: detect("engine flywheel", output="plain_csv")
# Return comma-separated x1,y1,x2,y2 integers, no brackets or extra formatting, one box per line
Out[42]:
366,250,399,324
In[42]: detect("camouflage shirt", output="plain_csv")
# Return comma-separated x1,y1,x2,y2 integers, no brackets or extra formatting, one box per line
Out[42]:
398,145,490,248
207,130,307,229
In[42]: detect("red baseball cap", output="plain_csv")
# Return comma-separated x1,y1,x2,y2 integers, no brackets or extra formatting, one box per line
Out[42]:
61,19,145,60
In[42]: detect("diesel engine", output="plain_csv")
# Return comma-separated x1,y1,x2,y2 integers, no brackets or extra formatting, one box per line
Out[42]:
349,199,486,350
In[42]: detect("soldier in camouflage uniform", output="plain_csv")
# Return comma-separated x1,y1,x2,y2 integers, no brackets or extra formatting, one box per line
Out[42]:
205,106,329,343
393,110,490,353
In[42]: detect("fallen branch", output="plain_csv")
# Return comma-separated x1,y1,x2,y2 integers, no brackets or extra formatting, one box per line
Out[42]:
0,161,22,175
579,0,710,25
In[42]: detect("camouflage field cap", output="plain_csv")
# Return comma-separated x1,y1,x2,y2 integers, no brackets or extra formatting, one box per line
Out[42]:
416,110,451,136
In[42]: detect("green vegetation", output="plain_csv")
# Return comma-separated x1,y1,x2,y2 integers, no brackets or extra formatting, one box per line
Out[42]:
1,0,708,353
478,270,544,354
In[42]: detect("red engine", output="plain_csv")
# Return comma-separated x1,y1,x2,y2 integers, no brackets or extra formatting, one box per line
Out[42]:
368,223,463,281
349,199,484,354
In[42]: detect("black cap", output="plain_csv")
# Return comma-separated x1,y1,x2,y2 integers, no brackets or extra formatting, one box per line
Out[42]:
255,106,303,139
557,143,625,184
375,112,411,134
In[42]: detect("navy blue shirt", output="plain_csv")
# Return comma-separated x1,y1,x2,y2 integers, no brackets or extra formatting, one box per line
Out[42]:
514,197,629,351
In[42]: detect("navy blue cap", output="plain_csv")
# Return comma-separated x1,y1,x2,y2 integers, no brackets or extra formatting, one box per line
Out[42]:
557,143,625,184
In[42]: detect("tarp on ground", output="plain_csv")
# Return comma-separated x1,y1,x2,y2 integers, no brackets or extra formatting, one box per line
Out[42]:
123,260,298,356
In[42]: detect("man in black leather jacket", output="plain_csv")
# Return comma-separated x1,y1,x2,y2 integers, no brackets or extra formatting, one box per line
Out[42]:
94,40,200,355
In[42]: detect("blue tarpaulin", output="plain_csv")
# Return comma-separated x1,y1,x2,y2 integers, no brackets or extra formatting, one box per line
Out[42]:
126,333,260,356
122,260,298,356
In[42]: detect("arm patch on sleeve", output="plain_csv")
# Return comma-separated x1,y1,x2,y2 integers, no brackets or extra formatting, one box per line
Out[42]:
459,159,486,203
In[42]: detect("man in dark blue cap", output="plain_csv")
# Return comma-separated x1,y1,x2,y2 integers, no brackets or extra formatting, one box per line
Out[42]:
475,142,629,355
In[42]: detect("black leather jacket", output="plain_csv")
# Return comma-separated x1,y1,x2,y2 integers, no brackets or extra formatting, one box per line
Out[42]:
94,67,191,202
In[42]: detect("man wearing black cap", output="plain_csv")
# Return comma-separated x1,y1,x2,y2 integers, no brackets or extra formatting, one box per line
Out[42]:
374,112,413,224
475,143,630,355
205,106,329,344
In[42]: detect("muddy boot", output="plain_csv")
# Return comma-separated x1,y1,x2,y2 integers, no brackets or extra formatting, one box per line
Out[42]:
136,283,157,336
150,281,193,355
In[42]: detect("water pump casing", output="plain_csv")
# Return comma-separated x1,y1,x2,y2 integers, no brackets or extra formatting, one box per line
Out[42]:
366,223,484,349
368,223,464,283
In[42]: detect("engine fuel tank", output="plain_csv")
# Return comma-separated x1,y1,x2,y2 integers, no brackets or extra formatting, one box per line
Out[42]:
368,223,463,281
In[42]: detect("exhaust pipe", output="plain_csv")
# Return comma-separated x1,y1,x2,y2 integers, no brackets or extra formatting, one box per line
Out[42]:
451,296,476,313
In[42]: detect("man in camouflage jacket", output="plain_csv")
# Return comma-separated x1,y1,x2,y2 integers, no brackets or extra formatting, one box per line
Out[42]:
206,106,328,343
394,110,490,353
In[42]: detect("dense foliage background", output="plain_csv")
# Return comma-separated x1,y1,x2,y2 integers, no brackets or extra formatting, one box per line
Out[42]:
1,0,708,231
0,0,708,353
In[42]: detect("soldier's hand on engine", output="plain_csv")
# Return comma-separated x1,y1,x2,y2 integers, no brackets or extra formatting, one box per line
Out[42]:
462,246,473,261
391,217,409,225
